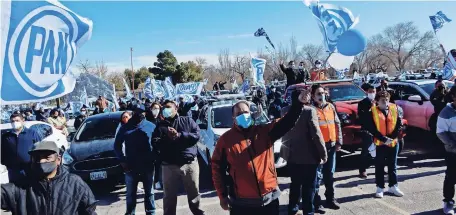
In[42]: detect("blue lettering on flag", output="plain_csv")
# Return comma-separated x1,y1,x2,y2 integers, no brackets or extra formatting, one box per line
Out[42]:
1,1,92,104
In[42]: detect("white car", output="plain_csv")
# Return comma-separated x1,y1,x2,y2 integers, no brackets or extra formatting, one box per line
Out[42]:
0,121,70,184
196,99,287,169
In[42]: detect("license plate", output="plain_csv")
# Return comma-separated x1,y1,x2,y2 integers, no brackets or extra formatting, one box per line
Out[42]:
90,171,107,181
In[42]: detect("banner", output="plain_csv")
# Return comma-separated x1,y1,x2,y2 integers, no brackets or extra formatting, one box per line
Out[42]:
251,57,266,88
70,101,84,115
162,77,176,99
151,79,165,98
80,87,89,107
122,78,133,99
238,79,250,94
175,82,204,95
430,11,452,33
0,0,93,104
143,77,154,99
304,0,359,53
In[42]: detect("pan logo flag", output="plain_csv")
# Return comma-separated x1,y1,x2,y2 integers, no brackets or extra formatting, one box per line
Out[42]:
1,0,92,104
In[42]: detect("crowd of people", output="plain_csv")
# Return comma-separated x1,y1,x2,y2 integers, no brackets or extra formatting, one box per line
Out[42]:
3,73,456,215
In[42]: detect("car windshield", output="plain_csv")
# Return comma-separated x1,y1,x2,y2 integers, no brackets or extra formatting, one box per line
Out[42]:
420,82,454,96
74,117,119,142
327,84,366,101
211,105,269,128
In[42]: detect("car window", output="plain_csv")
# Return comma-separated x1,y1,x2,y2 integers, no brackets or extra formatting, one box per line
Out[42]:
327,84,366,101
29,124,53,138
401,85,422,99
74,117,119,142
420,82,454,96
211,105,268,128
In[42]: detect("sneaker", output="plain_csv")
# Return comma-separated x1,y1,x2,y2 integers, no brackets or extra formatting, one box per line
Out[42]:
314,205,326,214
325,199,340,210
388,185,404,197
443,201,455,215
375,187,384,198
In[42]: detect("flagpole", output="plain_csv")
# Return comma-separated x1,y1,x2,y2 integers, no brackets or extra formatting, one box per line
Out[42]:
130,47,135,98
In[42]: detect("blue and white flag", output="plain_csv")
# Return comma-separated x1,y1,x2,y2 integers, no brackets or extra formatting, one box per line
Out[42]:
122,78,133,99
304,0,359,53
143,77,154,99
175,82,204,95
0,1,93,104
254,27,275,50
238,79,250,94
442,51,456,81
162,76,176,99
69,101,84,115
430,11,452,33
251,57,266,89
80,87,89,107
151,79,165,98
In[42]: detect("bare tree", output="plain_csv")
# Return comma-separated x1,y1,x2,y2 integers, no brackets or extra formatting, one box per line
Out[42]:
371,21,435,72
77,59,109,78
299,44,325,68
231,54,250,81
217,49,232,81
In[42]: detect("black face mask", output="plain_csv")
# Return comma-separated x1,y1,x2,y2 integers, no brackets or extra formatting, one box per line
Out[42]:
438,86,445,91
32,161,57,178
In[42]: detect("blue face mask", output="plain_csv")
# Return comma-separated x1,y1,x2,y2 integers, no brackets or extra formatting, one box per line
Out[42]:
236,113,253,129
162,108,173,118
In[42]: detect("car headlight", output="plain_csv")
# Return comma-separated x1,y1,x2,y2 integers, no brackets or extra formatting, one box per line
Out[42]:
338,112,352,125
62,150,74,165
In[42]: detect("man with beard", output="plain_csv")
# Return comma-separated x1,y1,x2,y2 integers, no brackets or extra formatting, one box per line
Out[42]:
1,140,97,214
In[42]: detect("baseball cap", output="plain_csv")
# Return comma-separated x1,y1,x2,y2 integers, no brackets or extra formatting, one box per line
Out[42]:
28,141,60,155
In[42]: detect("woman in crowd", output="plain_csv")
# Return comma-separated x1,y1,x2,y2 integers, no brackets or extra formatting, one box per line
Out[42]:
146,102,164,189
47,109,68,136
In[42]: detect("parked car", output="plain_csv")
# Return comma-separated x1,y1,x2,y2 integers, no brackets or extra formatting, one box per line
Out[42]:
0,121,70,184
0,121,70,151
388,79,454,131
196,95,287,169
63,112,124,184
284,80,408,152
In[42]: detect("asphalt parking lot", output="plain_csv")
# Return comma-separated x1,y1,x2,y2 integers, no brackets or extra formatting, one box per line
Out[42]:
93,129,448,215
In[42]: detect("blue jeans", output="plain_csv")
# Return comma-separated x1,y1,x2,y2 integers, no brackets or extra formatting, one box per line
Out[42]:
359,132,374,173
288,164,319,215
315,146,337,204
125,170,156,215
375,144,399,188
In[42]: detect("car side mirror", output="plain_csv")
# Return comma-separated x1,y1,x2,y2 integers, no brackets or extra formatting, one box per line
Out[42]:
198,123,208,130
408,95,422,102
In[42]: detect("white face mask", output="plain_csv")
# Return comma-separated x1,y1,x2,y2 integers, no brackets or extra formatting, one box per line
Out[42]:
81,111,87,115
316,64,322,69
152,109,160,117
298,66,304,69
367,93,376,101
11,121,23,131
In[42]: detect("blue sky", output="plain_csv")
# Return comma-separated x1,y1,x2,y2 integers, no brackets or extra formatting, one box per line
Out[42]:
65,1,456,73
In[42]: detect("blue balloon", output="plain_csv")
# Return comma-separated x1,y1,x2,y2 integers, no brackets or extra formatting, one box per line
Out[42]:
337,29,367,56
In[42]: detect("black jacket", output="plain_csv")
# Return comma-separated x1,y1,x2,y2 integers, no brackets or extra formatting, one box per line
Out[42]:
357,97,373,130
74,115,87,131
430,89,450,115
280,65,305,88
178,101,197,117
1,166,97,215
153,115,200,165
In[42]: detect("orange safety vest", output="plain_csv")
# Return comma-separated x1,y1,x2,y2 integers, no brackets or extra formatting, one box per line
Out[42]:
371,104,398,147
314,104,337,143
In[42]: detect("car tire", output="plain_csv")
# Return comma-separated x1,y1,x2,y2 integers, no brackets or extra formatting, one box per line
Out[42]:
398,138,405,154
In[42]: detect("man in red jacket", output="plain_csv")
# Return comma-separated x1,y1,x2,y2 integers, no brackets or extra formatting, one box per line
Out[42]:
211,91,304,215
